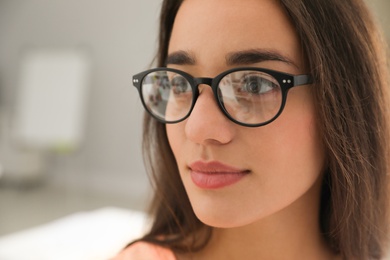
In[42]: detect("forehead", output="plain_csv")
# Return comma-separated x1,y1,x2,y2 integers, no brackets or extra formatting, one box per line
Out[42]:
168,0,304,72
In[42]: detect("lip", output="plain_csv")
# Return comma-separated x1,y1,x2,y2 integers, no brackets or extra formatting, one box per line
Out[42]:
188,161,249,189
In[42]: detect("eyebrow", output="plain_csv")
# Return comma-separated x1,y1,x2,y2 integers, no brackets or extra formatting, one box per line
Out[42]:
226,49,297,68
166,50,196,66
165,49,297,68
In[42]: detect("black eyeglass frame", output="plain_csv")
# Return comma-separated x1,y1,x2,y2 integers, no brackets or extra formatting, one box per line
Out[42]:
132,67,312,127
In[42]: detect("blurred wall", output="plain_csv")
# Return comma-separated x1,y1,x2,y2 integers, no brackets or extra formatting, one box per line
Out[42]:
0,0,161,198
367,0,390,41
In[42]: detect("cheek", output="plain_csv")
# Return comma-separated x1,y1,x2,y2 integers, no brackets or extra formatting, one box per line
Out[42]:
257,89,325,184
246,87,324,174
247,91,325,211
195,93,325,227
268,116,325,191
166,123,185,162
281,92,324,171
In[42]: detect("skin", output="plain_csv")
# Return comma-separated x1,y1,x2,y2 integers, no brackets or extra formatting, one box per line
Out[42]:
166,0,337,259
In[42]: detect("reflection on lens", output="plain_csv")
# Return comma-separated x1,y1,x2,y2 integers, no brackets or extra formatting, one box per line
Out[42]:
141,70,193,122
218,70,282,124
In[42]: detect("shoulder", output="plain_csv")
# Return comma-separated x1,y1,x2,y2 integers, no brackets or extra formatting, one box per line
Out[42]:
112,241,176,260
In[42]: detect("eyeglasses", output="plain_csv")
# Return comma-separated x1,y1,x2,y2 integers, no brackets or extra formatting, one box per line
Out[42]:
132,67,312,127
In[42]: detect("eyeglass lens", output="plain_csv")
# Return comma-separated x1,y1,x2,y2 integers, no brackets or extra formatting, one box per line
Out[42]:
140,70,283,125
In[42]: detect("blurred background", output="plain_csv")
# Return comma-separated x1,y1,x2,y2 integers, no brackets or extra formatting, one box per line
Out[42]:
0,0,388,259
0,0,160,255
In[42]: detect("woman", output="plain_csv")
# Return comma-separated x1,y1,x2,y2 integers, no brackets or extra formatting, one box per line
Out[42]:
117,0,390,259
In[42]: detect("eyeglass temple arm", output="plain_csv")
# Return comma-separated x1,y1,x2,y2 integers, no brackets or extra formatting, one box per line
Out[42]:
294,75,313,86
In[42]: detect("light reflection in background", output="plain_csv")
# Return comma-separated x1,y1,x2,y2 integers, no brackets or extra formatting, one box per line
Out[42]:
0,0,388,259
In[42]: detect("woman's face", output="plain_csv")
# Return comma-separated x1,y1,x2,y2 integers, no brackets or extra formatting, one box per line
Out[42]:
166,0,325,228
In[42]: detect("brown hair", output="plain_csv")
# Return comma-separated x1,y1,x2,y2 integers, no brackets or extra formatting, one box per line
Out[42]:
134,0,390,258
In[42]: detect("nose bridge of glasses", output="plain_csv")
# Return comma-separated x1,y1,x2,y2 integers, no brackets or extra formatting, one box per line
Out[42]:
194,77,213,88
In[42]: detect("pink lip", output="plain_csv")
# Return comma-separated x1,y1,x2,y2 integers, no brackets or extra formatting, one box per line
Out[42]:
188,161,249,189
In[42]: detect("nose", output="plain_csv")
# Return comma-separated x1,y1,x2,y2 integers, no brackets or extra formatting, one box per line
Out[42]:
185,85,235,145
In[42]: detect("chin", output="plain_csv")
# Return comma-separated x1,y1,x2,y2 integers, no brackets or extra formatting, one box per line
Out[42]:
193,206,260,229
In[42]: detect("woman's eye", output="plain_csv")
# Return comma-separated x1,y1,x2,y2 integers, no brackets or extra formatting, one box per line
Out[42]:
242,76,276,94
171,76,190,94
